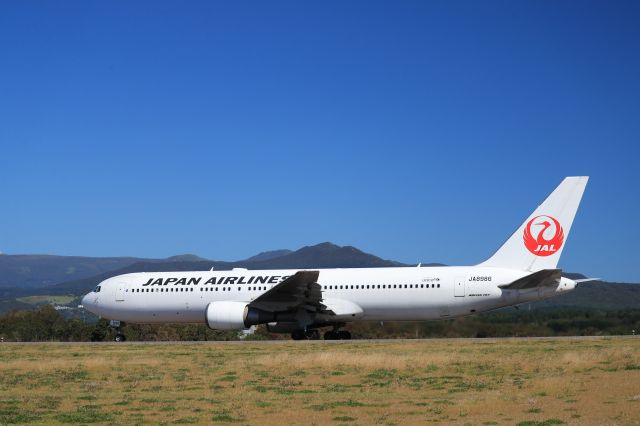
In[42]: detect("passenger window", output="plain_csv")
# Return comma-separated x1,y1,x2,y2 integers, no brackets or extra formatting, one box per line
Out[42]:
437,284,440,288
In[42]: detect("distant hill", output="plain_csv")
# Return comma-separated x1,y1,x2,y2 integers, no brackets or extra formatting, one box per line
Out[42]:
166,254,209,262
244,249,292,262
0,253,216,292
249,242,405,269
525,280,640,310
0,254,157,289
44,242,406,296
1,244,638,315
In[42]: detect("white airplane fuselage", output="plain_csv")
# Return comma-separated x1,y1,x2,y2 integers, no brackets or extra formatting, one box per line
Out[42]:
82,266,576,324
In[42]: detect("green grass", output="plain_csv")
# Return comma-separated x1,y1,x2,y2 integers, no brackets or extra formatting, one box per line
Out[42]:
0,337,638,425
15,295,75,305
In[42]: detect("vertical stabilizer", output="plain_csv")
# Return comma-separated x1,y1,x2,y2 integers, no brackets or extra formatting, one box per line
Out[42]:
479,176,588,272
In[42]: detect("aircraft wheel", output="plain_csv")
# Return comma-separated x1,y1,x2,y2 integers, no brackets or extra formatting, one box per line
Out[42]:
291,330,305,340
114,334,126,342
337,330,351,340
324,331,338,340
305,329,320,340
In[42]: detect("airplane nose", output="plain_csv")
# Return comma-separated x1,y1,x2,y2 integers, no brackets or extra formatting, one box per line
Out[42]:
81,293,96,311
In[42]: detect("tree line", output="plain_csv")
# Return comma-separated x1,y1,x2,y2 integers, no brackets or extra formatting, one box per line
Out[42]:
0,304,638,342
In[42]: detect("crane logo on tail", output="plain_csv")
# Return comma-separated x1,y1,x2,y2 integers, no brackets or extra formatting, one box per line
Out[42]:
523,215,564,256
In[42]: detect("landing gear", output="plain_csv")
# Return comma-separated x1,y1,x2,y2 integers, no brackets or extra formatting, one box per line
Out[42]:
305,329,320,340
110,320,126,342
291,329,321,340
324,331,337,340
324,329,351,340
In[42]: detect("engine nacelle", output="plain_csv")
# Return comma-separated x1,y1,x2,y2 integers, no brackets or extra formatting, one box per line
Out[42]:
206,301,276,330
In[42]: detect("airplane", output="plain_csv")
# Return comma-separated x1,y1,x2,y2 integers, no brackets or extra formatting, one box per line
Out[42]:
82,176,590,341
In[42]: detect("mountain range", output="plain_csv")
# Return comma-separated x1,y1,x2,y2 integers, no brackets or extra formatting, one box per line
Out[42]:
0,243,637,312
0,243,404,296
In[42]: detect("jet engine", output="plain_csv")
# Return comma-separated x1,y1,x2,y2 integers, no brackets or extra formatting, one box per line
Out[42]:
205,301,275,330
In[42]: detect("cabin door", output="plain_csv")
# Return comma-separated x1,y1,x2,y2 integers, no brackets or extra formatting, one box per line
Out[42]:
115,283,126,301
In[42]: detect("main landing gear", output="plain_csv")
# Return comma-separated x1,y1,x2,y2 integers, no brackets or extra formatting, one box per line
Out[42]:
290,328,352,340
110,320,127,342
323,330,351,340
291,329,320,340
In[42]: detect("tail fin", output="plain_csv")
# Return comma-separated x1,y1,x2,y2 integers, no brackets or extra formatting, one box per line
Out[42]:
479,176,588,272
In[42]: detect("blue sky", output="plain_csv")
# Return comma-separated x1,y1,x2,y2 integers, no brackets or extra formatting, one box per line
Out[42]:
1,1,639,282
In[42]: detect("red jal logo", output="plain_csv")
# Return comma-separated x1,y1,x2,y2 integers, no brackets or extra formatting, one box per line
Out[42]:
523,215,564,256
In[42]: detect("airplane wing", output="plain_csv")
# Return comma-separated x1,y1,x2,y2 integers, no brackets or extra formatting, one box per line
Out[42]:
499,269,562,290
248,270,325,313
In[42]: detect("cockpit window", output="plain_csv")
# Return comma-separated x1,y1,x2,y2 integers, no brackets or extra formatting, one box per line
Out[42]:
94,285,101,293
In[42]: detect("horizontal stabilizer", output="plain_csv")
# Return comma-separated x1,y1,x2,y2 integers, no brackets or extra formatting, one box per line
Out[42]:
574,278,600,284
499,269,561,290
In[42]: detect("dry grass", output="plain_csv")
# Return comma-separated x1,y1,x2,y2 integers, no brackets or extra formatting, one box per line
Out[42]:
1,337,639,425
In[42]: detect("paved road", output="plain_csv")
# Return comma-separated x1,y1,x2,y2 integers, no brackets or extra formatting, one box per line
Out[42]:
1,335,637,345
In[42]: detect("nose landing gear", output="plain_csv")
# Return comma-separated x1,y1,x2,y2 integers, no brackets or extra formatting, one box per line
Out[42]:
110,320,127,342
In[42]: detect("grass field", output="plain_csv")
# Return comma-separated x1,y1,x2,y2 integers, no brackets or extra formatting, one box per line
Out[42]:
1,338,639,425
14,295,75,305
